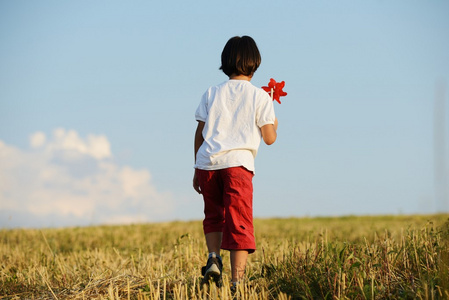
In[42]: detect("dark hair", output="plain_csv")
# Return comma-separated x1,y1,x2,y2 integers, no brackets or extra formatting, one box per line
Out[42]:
219,36,261,77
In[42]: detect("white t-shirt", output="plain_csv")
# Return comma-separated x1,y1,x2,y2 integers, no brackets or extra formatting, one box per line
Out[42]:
194,79,276,173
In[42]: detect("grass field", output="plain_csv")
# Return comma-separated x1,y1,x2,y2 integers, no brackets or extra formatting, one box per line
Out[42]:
1,214,448,299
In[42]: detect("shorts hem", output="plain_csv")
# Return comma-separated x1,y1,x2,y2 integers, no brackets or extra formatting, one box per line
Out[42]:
203,227,223,235
221,247,256,254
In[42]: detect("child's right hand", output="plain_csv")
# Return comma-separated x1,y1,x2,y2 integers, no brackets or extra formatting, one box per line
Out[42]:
193,170,202,194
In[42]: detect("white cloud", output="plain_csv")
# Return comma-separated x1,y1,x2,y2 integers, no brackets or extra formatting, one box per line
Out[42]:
0,129,174,228
30,131,46,148
48,128,112,160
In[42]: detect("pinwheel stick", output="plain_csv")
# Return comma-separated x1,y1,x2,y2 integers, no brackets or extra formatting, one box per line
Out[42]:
271,88,274,101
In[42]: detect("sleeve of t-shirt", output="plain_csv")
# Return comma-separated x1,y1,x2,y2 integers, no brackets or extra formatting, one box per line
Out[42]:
195,90,209,122
256,93,276,128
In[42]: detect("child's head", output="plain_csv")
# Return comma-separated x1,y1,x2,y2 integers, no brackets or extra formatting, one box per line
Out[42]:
220,36,261,78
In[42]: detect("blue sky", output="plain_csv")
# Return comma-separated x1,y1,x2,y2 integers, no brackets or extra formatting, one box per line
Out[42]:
1,1,448,228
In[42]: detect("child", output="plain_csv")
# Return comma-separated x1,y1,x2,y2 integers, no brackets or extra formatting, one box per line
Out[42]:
193,36,278,288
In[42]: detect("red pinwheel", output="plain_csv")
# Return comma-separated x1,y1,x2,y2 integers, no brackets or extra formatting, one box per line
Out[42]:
262,78,287,104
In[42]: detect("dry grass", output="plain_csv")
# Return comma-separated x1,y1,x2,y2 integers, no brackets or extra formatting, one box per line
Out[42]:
1,215,448,299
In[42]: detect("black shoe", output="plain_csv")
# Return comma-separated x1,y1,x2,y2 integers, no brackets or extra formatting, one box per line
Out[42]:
201,253,223,287
230,281,239,294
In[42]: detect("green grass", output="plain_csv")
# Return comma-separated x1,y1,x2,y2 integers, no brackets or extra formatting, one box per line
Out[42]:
1,215,448,299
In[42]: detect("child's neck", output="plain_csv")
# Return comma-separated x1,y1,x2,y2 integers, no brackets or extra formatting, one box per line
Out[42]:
229,74,252,81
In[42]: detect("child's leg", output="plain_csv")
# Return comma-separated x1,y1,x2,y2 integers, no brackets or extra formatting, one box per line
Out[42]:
196,168,225,285
220,167,255,283
230,250,248,282
196,169,225,242
205,232,223,254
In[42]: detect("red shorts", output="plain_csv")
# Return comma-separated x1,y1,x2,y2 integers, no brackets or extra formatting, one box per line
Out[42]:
196,166,255,253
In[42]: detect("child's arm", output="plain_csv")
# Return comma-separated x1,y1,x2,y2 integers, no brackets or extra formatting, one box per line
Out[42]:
193,121,205,194
194,121,205,161
260,118,278,145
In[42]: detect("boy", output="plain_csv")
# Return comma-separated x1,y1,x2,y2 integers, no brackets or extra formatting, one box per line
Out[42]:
193,36,278,287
